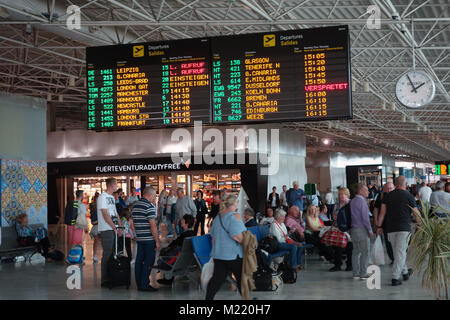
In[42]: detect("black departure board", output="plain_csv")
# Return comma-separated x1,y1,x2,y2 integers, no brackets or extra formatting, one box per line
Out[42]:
86,38,211,129
211,26,351,123
86,26,352,130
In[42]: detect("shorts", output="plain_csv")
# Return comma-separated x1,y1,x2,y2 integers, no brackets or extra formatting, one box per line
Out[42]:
89,224,99,238
68,225,84,245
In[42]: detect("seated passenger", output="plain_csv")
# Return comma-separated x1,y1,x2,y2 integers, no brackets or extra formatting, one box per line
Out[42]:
15,213,51,261
318,204,333,226
269,209,304,273
156,214,196,285
260,207,275,226
243,208,258,228
284,205,305,241
305,205,332,261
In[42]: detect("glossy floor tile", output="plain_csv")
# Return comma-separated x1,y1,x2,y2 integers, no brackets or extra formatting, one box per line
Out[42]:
0,234,434,300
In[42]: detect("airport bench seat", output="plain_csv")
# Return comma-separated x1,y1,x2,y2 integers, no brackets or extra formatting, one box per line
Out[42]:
247,225,313,264
0,224,45,261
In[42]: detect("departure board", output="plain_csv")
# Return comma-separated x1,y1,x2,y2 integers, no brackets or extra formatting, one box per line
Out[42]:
86,38,210,129
86,26,352,130
211,26,351,123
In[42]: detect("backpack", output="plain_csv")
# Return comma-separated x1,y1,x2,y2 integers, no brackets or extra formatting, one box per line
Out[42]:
279,262,297,284
253,269,278,291
255,248,271,272
64,201,78,226
337,203,352,232
67,244,84,264
260,236,279,254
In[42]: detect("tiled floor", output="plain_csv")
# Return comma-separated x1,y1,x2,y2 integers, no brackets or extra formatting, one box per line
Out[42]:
0,232,434,300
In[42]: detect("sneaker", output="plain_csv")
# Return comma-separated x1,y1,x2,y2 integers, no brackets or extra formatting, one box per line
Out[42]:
93,256,98,263
157,278,174,286
329,266,341,272
167,234,174,238
402,268,412,281
359,275,370,280
352,275,360,280
272,270,282,276
392,279,402,286
138,286,158,292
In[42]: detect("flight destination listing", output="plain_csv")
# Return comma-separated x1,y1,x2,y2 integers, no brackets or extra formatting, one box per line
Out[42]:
86,26,351,130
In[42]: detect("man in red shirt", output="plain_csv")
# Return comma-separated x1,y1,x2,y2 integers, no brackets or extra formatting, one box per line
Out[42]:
284,205,305,240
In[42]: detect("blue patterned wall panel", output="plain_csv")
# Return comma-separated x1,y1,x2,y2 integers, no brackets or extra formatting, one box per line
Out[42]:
1,159,47,228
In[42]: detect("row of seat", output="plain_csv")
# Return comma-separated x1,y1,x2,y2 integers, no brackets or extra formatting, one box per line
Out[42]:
190,225,313,268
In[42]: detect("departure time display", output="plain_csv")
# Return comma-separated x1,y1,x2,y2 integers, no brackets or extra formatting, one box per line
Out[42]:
86,26,352,130
86,38,210,129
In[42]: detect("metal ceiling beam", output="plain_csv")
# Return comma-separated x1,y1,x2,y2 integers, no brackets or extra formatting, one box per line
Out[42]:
3,18,450,27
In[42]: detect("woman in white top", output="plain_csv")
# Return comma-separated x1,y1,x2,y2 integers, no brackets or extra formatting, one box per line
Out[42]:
269,209,303,272
165,189,177,238
259,207,275,226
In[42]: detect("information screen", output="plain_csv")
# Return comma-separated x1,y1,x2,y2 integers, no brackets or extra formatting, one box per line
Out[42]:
86,38,211,129
86,26,351,130
211,26,351,123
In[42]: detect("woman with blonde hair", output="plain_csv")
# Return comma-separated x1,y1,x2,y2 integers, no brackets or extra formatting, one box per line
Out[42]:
305,204,331,261
205,194,246,300
329,187,353,272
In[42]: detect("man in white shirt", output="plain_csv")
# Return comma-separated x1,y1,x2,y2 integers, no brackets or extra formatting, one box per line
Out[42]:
418,182,432,205
97,177,121,288
430,181,450,218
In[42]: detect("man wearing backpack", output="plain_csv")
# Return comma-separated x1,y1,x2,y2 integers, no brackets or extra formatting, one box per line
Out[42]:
64,190,86,248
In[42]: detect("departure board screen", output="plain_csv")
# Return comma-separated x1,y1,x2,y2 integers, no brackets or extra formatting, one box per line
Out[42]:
211,26,351,123
86,38,211,129
86,26,352,130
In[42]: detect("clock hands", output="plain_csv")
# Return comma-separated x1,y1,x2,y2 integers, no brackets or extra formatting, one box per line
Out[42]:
407,74,417,93
413,82,426,92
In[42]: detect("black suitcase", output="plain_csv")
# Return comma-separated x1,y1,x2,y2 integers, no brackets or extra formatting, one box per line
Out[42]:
107,227,131,289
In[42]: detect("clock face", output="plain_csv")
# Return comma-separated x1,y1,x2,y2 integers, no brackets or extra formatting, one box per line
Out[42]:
395,70,436,108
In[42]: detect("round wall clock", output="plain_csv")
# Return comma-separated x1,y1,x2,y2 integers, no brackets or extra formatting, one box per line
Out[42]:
395,70,436,108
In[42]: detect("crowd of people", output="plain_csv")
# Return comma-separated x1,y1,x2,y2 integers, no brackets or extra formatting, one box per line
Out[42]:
14,175,448,298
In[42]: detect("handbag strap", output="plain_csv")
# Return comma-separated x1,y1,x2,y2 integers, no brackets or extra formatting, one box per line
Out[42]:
274,222,290,242
218,213,231,237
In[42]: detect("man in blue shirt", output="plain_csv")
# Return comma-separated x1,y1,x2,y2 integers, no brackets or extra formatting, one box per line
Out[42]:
131,187,160,292
287,181,306,214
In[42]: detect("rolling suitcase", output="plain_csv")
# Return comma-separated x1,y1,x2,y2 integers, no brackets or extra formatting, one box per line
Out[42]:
107,227,131,289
